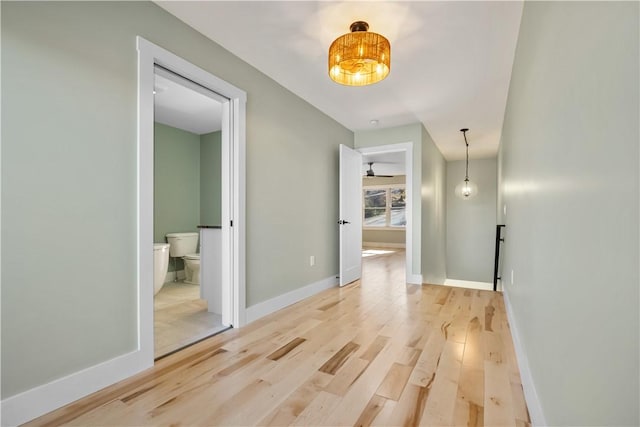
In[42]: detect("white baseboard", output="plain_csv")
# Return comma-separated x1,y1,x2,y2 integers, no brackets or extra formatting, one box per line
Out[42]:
407,274,423,285
362,242,406,248
165,270,185,282
502,287,546,427
0,349,152,427
245,275,338,324
444,278,494,291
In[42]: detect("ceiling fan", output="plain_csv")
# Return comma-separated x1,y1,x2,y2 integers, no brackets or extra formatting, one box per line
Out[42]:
364,162,394,178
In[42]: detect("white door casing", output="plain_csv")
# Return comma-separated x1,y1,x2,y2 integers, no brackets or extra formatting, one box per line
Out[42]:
138,37,247,359
339,145,363,286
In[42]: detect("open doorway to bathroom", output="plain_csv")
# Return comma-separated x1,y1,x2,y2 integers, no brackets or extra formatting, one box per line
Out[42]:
152,65,228,358
138,38,247,365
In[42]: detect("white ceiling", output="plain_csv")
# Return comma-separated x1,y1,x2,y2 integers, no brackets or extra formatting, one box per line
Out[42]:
156,1,523,160
362,151,405,176
154,73,222,135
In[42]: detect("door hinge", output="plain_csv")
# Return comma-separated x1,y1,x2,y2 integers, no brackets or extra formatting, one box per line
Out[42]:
230,220,233,227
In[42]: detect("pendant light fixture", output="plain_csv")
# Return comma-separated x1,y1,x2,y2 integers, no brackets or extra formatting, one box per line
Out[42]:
328,21,390,86
455,128,479,200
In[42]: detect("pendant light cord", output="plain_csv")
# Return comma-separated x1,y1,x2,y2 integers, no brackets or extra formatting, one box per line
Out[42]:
462,129,469,181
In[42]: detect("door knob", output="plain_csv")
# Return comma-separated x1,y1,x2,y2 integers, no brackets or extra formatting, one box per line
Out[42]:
338,220,351,225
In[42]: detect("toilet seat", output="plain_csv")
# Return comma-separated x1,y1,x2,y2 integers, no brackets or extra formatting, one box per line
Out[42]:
184,253,200,260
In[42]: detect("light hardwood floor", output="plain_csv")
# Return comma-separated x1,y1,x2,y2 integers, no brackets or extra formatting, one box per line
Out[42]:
154,282,226,358
26,250,529,426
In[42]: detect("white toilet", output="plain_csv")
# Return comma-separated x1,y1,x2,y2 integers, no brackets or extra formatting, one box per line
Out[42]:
153,243,170,295
183,253,201,285
166,232,200,285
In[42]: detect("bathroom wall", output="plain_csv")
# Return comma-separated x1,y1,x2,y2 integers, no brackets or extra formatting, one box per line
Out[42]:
1,0,352,402
200,131,222,226
154,123,201,239
154,122,201,271
154,124,222,272
445,158,497,283
362,175,406,246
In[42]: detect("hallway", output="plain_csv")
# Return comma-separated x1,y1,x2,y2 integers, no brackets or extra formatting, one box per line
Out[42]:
27,250,529,426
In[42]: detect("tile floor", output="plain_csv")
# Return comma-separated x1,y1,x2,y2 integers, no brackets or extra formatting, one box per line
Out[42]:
154,281,226,358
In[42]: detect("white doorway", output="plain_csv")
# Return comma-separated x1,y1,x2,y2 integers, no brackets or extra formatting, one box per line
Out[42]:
358,143,415,283
152,65,228,358
137,37,246,364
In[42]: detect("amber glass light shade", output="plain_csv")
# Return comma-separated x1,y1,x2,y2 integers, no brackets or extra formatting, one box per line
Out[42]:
328,21,390,86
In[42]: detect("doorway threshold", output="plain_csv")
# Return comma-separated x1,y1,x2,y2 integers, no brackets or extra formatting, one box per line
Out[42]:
154,325,232,362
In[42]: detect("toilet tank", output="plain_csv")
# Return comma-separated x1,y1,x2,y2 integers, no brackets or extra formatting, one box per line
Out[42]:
166,232,199,257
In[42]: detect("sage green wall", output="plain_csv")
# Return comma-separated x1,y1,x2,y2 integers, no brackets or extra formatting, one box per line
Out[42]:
154,123,200,240
446,158,497,283
154,122,200,272
200,131,221,226
2,1,138,399
420,125,447,285
1,1,352,399
499,2,638,425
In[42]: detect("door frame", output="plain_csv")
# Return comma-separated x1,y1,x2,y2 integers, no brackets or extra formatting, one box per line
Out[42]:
357,142,417,283
137,37,247,363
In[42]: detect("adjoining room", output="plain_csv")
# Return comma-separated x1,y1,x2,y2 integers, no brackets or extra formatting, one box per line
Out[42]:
153,68,227,358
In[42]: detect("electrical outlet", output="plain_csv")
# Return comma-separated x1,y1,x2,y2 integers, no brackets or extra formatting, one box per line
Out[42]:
511,269,514,285
310,255,315,267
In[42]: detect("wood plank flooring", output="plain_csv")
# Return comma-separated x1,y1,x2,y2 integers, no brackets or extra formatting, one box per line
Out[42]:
25,250,530,426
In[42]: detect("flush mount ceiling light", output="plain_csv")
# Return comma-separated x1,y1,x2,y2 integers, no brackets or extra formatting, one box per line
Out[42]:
455,128,479,200
328,21,390,86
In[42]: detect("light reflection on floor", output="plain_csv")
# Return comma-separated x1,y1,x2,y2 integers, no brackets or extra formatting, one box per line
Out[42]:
362,248,397,258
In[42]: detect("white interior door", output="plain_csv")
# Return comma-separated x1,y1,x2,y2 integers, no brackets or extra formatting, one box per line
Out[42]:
339,144,363,286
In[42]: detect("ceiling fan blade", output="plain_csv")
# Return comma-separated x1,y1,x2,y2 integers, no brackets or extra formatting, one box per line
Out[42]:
363,162,396,178
362,161,398,165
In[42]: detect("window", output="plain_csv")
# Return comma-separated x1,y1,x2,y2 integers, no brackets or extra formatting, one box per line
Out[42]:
363,185,406,228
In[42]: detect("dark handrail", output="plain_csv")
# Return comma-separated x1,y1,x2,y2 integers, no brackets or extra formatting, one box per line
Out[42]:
493,225,506,291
